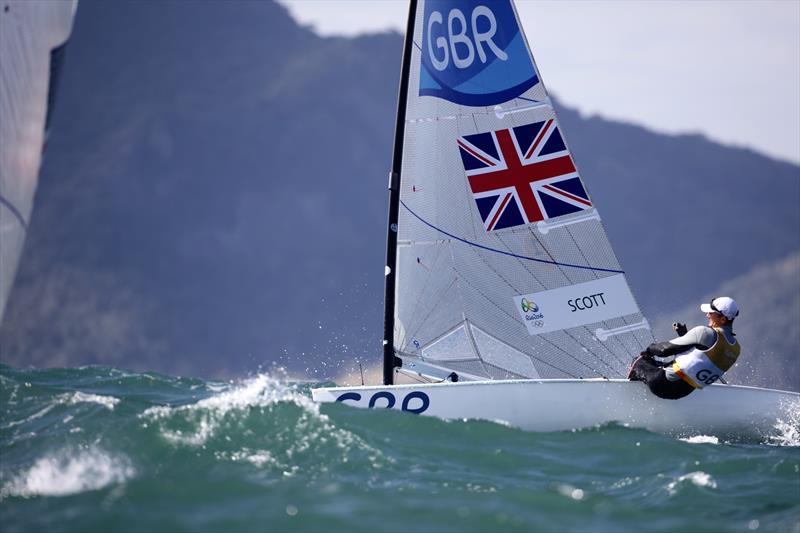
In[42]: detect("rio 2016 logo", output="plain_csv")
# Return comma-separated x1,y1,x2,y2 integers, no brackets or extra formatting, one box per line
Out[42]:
520,297,544,328
520,298,539,313
420,0,540,106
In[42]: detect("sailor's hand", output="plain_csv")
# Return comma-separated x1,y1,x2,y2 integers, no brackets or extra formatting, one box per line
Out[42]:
672,322,688,336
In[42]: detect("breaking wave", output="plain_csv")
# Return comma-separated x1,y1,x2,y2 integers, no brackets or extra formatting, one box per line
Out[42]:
138,374,388,476
1,446,134,499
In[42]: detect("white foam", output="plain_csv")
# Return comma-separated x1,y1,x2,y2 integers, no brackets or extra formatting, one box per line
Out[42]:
768,400,800,447
610,476,639,489
141,374,316,446
2,392,119,430
141,374,387,471
218,448,277,468
680,435,720,445
0,447,135,499
62,391,120,410
666,471,717,495
3,404,55,429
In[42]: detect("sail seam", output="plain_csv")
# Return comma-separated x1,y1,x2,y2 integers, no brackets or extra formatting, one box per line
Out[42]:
454,271,605,378
458,227,610,377
401,201,624,274
402,246,450,345
0,194,28,229
497,228,626,374
405,275,458,351
563,225,632,371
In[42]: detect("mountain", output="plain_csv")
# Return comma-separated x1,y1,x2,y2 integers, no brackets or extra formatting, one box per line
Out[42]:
1,0,798,384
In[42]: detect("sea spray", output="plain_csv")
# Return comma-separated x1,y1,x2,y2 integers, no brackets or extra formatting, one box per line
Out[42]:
1,445,134,499
769,398,800,447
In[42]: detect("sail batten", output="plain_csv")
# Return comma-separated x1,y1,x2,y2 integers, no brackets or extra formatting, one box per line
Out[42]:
389,0,653,382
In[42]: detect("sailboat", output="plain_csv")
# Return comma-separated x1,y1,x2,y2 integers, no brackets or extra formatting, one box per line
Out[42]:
0,0,77,324
312,0,798,437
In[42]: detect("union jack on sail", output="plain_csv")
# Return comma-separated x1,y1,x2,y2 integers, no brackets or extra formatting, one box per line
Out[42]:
456,120,593,232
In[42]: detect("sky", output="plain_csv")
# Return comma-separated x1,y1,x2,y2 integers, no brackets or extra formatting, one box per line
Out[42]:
278,0,800,164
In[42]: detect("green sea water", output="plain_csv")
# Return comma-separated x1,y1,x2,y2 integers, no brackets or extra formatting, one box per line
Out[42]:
1,364,798,532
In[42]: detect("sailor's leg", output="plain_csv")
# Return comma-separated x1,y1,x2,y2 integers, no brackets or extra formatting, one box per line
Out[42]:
647,372,694,400
626,356,643,380
627,355,660,381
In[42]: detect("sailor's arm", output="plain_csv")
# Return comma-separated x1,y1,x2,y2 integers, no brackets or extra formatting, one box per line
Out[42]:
642,326,716,358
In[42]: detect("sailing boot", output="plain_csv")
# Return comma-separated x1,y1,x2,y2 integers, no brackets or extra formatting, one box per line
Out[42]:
626,356,642,380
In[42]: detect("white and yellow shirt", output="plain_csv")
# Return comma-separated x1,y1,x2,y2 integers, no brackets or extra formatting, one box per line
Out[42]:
670,327,741,388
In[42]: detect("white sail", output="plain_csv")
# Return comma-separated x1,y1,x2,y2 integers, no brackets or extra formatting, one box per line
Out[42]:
392,0,652,381
0,0,77,324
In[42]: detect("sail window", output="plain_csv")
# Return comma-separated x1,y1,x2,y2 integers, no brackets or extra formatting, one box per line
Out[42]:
421,325,477,361
471,325,540,378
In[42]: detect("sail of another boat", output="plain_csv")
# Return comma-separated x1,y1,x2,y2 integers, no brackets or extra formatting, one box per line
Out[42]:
0,0,78,324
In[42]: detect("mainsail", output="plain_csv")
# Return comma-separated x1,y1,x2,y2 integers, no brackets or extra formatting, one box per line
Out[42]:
384,0,653,383
0,0,77,324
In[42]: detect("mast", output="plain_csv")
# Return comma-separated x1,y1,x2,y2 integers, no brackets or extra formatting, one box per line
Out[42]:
383,0,418,386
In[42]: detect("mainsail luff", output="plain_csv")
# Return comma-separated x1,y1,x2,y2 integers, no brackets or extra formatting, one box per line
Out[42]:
383,0,420,385
391,0,653,382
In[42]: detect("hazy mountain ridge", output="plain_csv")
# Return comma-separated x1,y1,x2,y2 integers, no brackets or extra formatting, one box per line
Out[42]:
1,0,797,383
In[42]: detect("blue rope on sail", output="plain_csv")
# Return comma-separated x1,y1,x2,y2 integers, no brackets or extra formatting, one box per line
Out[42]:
400,200,625,274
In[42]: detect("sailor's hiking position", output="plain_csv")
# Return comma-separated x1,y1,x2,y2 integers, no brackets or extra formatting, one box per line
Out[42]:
628,297,741,399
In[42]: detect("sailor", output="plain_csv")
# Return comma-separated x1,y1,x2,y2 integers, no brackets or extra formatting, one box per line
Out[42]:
627,297,741,399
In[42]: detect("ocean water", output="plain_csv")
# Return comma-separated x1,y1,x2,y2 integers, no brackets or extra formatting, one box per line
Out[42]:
1,364,798,533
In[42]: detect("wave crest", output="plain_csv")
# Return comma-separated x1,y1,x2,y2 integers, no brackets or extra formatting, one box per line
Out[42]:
0,446,135,499
139,374,388,476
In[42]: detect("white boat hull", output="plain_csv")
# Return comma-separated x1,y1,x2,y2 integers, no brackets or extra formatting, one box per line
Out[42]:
312,379,799,438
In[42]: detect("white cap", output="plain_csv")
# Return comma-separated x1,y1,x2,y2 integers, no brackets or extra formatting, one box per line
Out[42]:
700,296,739,320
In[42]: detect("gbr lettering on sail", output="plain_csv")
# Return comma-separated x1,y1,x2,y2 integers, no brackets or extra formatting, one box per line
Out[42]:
426,5,507,70
419,0,540,106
